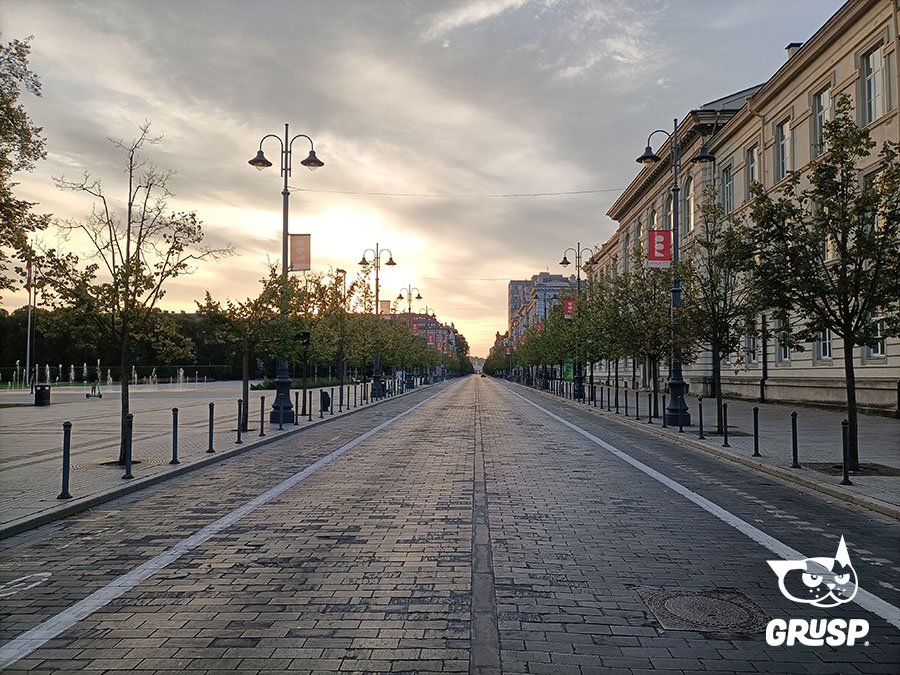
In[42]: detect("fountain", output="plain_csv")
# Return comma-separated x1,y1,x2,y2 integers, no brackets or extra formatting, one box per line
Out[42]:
82,363,88,383
15,360,20,388
177,367,185,387
132,365,137,385
107,369,113,386
45,364,50,384
69,364,75,383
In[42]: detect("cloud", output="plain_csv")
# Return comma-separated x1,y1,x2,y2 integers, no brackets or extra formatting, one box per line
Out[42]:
422,0,532,41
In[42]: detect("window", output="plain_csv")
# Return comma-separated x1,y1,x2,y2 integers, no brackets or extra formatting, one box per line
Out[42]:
816,330,832,360
649,208,658,232
811,88,830,157
862,46,884,126
683,177,695,233
775,120,791,182
721,166,734,214
776,320,790,362
745,336,757,364
623,233,630,271
869,318,885,357
636,218,644,253
745,145,757,192
664,195,673,233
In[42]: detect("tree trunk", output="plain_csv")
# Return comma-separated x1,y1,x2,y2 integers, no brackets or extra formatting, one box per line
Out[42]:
843,337,860,470
118,334,131,464
241,335,250,431
712,344,723,434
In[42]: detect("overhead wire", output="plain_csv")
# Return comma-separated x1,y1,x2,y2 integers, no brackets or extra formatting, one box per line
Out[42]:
288,186,622,198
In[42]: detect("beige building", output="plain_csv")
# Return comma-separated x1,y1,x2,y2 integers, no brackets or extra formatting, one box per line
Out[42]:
588,0,899,414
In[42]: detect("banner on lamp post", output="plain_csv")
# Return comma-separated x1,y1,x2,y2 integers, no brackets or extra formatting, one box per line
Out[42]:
427,333,435,345
563,298,576,319
506,346,511,355
648,229,672,268
379,300,391,316
288,234,311,271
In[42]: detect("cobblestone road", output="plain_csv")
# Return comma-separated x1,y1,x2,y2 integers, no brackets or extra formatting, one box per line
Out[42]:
0,376,897,673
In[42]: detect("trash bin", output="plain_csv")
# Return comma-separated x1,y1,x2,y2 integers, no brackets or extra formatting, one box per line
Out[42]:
320,390,330,413
34,384,51,406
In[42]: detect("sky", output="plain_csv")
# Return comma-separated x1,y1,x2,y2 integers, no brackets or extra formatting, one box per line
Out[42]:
2,0,846,357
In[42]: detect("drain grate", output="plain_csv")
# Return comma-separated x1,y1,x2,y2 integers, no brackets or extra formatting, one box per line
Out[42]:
638,587,769,633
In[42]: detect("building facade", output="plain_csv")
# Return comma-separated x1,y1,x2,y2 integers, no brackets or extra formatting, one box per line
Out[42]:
588,0,899,413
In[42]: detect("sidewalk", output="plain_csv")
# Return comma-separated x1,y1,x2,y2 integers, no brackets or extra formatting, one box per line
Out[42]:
0,378,429,539
522,383,900,519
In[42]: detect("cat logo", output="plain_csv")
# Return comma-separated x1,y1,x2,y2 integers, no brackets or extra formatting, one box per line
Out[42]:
764,537,869,647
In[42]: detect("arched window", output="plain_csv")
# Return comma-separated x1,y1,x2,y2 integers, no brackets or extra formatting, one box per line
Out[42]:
664,194,673,233
623,232,630,271
636,218,644,254
649,209,658,231
686,177,695,232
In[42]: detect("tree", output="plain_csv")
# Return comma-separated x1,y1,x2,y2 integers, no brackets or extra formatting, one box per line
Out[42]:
0,36,49,295
746,95,900,469
682,186,761,432
40,123,232,462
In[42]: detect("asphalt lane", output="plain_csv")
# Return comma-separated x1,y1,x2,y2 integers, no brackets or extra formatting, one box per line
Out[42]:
0,376,897,673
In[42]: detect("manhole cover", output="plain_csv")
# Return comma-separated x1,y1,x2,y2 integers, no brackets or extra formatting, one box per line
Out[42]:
638,587,769,633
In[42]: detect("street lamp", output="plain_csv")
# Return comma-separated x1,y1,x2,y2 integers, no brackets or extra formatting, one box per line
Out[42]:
336,268,348,402
637,118,714,427
359,243,396,399
559,242,595,401
248,123,323,423
397,285,422,389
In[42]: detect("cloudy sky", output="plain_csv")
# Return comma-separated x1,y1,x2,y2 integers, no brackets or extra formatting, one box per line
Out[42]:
3,0,845,356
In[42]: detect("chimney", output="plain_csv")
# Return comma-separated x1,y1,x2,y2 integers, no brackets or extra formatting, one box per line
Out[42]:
786,42,804,60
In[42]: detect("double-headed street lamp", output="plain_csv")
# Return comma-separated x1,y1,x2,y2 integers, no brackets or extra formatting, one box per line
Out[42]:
396,285,422,326
358,243,396,399
248,123,324,423
559,242,595,401
637,118,714,427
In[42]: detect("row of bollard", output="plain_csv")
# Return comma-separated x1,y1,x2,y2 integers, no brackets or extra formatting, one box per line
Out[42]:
57,382,381,500
539,378,858,488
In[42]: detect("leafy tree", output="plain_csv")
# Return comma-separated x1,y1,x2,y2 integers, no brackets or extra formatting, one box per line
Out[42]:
747,95,900,468
682,186,761,432
40,123,232,462
0,36,49,296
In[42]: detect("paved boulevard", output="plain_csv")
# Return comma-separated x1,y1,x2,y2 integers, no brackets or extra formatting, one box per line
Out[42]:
0,376,897,673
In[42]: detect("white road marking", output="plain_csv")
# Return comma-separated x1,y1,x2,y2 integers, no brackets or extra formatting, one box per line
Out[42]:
507,386,900,631
0,573,52,599
0,386,452,669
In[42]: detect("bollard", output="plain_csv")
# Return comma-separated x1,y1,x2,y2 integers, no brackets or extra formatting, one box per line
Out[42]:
662,395,668,428
355,384,358,408
722,402,730,447
236,400,243,445
339,385,343,412
294,392,300,426
307,389,313,421
607,386,612,412
320,390,325,418
634,391,640,421
207,403,215,453
697,396,705,439
301,386,307,417
58,421,73,499
840,420,853,485
259,396,266,437
624,390,629,417
599,385,603,409
330,387,334,414
278,394,285,430
171,407,180,463
123,413,135,478
647,392,653,424
790,411,801,468
615,387,620,415
678,396,684,433
752,407,760,456
592,386,597,408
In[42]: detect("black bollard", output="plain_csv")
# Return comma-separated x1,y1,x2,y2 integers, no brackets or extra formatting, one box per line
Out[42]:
752,407,760,456
624,389,629,417
123,413,135,478
678,396,684,433
615,387,620,414
790,411,801,468
278,394,285,431
307,389,312,421
697,396,705,439
840,420,853,485
722,402,730,447
258,396,266,437
171,407,180,463
294,391,300,426
635,391,640,421
662,395,668,428
236,400,243,445
339,385,343,412
647,392,653,424
330,388,335,415
607,386,612,412
593,386,597,408
206,403,215,453
58,421,73,499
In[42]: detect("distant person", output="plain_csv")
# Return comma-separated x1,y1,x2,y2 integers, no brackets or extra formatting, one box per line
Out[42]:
90,379,99,396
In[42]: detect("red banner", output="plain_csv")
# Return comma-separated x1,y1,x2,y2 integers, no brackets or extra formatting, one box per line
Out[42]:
648,229,672,268
288,234,310,271
427,333,434,345
506,346,511,355
564,298,576,319
536,323,544,333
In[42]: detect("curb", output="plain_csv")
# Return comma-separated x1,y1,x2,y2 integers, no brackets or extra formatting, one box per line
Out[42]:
0,382,448,541
509,382,900,522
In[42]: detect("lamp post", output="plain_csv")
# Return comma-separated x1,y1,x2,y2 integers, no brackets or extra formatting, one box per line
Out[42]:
559,242,595,400
637,118,714,427
359,243,396,398
336,268,348,396
397,285,422,388
248,123,323,423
